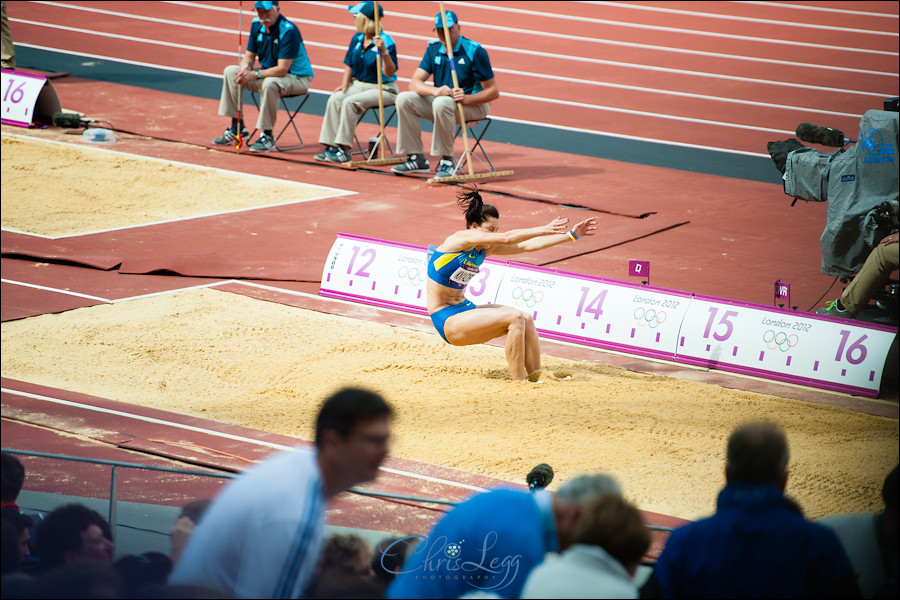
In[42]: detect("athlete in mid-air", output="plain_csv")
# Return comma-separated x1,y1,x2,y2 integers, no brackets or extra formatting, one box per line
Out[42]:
427,186,597,380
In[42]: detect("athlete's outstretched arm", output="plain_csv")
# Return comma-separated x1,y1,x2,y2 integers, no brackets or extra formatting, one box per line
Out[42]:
490,218,598,256
441,217,570,252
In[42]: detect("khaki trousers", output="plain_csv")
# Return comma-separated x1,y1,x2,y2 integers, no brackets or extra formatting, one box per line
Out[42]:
218,65,310,131
841,241,899,313
1,1,15,70
395,91,490,158
318,80,398,148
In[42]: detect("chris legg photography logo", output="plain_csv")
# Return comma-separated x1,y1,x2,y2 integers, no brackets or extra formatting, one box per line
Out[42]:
382,533,523,592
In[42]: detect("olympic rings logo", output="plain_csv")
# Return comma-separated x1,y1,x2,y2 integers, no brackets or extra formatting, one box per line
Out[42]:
512,287,544,308
397,266,425,286
633,307,666,328
763,329,798,352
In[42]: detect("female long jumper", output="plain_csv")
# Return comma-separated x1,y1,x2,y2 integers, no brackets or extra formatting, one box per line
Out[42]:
426,186,598,380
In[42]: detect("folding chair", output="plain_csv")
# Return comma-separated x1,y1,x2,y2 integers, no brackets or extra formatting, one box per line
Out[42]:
454,117,496,172
249,92,308,151
352,105,397,160
427,116,513,183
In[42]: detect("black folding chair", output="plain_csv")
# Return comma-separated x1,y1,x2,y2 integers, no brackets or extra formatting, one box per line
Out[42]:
249,92,308,151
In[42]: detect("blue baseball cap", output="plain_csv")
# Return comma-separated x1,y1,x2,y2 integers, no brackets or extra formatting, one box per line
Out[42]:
434,10,459,30
349,2,383,20
254,1,277,10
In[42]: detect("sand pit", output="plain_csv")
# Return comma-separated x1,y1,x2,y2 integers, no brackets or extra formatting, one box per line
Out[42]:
0,133,350,237
2,287,897,521
1,129,897,523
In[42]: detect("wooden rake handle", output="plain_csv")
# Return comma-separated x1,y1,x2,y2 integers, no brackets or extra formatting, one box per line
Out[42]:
438,1,473,176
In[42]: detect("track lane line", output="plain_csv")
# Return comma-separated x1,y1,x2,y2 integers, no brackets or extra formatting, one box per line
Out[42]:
0,388,488,493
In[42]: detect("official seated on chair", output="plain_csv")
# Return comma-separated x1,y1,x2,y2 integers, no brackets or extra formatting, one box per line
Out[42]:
391,9,499,179
212,0,313,153
314,2,399,164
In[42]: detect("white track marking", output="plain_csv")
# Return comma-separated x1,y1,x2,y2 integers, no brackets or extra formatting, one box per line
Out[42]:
1,386,488,493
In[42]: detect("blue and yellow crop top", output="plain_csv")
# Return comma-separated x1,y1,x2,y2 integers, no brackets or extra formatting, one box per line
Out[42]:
427,246,486,290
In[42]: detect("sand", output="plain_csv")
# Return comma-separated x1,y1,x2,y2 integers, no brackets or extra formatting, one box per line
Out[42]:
0,133,348,237
1,132,897,522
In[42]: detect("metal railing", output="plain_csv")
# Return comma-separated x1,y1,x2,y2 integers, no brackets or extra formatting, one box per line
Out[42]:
2,448,674,545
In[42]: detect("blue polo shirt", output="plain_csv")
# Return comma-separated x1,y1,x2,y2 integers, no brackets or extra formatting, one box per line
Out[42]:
387,489,557,599
344,32,398,84
653,483,858,599
247,13,314,78
418,37,494,93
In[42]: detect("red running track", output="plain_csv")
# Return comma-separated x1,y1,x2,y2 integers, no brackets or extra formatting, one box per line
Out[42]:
7,1,898,155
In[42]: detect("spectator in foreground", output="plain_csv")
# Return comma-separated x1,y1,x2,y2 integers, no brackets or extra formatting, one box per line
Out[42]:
307,532,381,598
1,506,33,573
170,498,212,566
387,472,623,599
371,535,410,590
644,421,860,598
819,464,898,599
169,388,393,598
521,494,651,598
34,503,114,572
1,451,26,510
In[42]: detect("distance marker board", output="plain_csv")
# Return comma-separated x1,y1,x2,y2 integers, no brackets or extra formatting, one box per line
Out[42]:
2,68,61,127
320,234,897,397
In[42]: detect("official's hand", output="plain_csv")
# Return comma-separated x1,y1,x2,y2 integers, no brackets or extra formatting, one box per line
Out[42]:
451,88,465,103
373,36,386,53
880,232,899,245
434,85,453,97
236,68,254,85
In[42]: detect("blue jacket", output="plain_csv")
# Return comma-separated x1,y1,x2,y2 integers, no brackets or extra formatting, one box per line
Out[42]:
652,483,860,599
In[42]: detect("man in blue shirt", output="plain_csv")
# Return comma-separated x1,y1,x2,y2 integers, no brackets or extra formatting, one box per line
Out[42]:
386,473,622,599
645,422,861,599
212,1,314,152
391,10,499,179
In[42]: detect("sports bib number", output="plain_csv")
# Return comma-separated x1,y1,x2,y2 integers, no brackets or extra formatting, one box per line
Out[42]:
450,264,479,287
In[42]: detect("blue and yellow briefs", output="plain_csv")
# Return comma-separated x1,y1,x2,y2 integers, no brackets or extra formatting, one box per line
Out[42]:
427,246,485,342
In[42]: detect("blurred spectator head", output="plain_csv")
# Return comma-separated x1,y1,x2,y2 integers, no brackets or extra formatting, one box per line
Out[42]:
308,533,380,598
170,498,212,565
883,464,898,554
1,451,26,505
1,505,33,558
178,498,212,524
319,533,374,579
315,388,394,448
726,421,789,488
314,388,394,488
572,494,651,576
553,472,623,551
371,536,410,587
113,551,172,597
35,503,114,570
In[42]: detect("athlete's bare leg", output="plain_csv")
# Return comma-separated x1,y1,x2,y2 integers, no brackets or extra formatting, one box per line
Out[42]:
442,305,530,380
523,314,542,375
